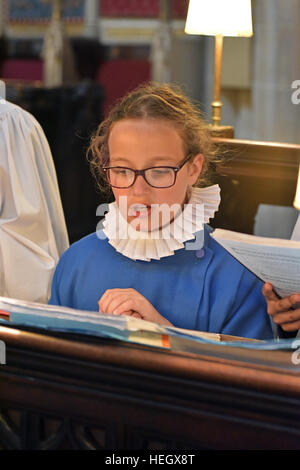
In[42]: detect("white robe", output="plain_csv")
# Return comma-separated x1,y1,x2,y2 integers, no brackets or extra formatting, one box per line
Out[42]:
0,99,69,303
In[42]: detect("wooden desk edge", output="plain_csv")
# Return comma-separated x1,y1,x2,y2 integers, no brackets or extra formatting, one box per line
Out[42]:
1,325,299,398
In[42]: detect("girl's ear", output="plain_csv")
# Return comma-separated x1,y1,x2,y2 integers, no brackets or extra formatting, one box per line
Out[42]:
188,154,204,185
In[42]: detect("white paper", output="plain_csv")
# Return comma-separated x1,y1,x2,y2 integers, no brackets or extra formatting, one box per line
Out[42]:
291,214,300,241
211,229,300,298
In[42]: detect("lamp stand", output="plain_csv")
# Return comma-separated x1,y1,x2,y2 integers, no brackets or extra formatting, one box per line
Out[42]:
209,34,234,138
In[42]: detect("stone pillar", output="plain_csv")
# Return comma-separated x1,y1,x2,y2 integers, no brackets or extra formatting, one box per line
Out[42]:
84,0,99,37
151,0,205,104
250,0,300,143
42,0,78,87
170,33,205,104
205,0,300,144
151,0,172,83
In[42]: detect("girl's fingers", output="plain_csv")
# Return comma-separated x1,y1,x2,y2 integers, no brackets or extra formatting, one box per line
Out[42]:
112,299,137,315
119,310,135,316
99,295,137,315
263,284,300,316
277,319,300,332
267,297,300,316
290,294,300,309
105,295,130,314
98,288,138,313
130,312,143,319
99,290,126,313
272,308,300,326
262,283,279,301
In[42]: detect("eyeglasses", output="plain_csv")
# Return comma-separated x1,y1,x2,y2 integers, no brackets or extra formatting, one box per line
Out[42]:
102,154,192,189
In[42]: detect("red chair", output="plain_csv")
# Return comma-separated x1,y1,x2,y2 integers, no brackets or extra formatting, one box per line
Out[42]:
1,59,43,81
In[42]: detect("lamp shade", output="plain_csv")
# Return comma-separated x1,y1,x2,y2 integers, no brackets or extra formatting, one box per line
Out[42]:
185,0,253,37
294,166,300,210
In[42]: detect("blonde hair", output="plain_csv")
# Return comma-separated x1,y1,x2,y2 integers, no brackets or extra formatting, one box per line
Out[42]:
87,82,220,193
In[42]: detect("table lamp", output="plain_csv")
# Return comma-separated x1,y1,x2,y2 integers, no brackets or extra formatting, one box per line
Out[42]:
185,0,253,136
294,166,300,210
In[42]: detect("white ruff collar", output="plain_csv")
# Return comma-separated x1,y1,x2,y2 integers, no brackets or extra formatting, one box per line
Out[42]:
102,185,221,262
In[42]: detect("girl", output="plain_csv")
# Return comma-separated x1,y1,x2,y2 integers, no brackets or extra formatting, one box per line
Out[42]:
49,83,273,340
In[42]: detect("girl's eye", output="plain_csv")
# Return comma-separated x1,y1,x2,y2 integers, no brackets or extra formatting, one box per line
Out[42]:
151,169,171,176
113,169,129,175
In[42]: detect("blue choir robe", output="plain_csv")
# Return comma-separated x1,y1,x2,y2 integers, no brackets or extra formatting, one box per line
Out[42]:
49,226,274,340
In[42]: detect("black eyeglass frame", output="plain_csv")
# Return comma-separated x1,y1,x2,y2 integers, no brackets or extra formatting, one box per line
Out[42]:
102,154,193,189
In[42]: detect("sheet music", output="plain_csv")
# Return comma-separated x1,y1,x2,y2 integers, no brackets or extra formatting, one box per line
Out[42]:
211,229,300,298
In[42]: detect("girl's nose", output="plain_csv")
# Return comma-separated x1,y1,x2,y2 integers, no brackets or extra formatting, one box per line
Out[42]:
131,174,150,195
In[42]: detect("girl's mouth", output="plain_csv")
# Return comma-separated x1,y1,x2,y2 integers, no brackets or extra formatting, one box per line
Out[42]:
129,204,152,218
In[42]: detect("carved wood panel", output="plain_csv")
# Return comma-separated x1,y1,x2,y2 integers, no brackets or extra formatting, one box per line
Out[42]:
1,326,300,450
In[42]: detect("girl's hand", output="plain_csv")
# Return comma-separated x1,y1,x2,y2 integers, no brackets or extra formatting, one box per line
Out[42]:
262,282,300,332
98,288,173,326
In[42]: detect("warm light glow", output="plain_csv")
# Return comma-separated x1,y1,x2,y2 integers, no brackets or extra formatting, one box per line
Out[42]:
185,0,253,37
294,166,300,210
0,326,20,336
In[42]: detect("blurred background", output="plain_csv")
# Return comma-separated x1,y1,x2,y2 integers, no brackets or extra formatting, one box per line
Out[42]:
0,0,299,243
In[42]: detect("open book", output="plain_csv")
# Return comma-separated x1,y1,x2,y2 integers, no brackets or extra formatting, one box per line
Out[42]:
211,229,300,298
0,296,222,352
0,296,299,356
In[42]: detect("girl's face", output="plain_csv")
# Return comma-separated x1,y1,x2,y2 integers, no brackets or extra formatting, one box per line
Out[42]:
107,118,203,231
